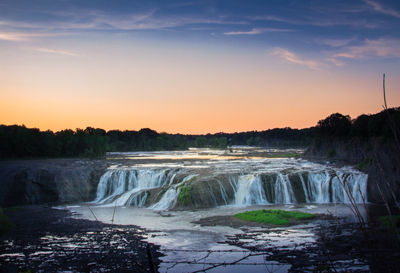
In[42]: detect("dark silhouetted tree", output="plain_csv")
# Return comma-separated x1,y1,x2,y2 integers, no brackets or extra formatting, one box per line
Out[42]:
317,113,351,137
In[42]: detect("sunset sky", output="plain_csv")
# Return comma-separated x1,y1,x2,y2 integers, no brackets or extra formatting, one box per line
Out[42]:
1,0,400,134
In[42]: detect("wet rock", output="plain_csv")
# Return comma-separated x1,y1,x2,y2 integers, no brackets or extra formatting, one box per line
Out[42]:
0,205,161,272
0,159,108,206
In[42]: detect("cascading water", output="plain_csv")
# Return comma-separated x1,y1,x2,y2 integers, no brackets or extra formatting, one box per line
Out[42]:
91,152,368,210
307,172,331,203
274,173,297,204
94,169,174,207
216,179,229,205
232,175,268,206
299,174,310,203
150,174,198,210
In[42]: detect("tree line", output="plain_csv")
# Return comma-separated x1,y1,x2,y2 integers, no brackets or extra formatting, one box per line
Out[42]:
315,107,400,139
0,125,313,158
2,107,397,159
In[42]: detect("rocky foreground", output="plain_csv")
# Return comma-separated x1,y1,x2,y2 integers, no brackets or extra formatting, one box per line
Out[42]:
0,206,160,273
194,209,400,273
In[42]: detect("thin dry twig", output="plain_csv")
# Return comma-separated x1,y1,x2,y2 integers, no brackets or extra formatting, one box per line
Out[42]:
189,252,267,273
336,173,366,228
112,203,117,224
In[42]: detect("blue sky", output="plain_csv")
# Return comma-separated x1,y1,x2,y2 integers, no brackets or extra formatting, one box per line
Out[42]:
1,0,400,133
1,0,400,70
2,0,400,58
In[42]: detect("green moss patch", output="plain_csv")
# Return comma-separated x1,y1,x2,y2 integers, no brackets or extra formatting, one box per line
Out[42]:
234,209,315,226
177,176,197,206
178,184,192,206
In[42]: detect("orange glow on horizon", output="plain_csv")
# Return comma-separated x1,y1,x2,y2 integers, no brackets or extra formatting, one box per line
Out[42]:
1,40,399,134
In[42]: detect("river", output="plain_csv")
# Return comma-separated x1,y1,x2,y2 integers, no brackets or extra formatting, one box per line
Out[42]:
63,147,370,272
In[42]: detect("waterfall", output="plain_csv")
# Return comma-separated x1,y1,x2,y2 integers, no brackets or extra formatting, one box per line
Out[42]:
92,164,368,210
94,170,114,202
94,169,174,206
274,173,296,204
94,170,129,204
299,173,310,203
233,175,269,206
216,179,229,205
127,191,148,207
307,172,331,203
332,171,368,204
150,188,177,210
231,173,297,206
150,174,199,210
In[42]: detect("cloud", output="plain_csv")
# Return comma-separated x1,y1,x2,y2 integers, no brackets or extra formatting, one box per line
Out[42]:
0,10,170,31
86,13,246,31
250,13,380,29
327,57,346,66
29,47,79,57
224,27,291,35
271,48,321,70
0,32,50,42
333,39,400,60
364,0,400,18
0,32,28,41
317,38,354,48
3,8,246,32
0,30,73,42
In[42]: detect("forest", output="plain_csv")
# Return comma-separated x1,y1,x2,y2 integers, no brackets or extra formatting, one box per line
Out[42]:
315,107,400,139
0,107,398,158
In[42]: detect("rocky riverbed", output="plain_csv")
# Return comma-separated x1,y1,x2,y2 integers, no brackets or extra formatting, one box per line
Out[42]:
1,204,400,272
0,206,161,272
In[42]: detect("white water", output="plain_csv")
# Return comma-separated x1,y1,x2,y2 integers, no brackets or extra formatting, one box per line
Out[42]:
232,175,268,205
150,174,198,210
94,169,175,207
92,149,368,210
276,173,296,204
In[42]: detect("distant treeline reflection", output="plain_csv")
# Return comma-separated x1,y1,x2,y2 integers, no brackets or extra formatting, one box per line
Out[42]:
1,107,398,158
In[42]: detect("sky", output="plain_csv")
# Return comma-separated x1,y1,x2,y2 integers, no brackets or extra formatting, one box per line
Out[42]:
1,0,400,134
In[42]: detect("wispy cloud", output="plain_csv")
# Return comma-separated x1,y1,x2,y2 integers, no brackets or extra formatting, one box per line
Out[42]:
2,8,246,32
224,27,291,35
0,11,167,31
271,48,321,70
364,0,400,18
0,32,28,41
317,38,355,48
29,47,79,57
333,39,400,60
327,57,346,66
0,32,52,42
250,14,379,29
0,30,73,42
0,20,44,29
